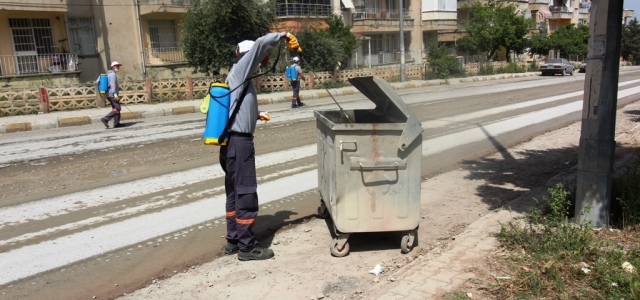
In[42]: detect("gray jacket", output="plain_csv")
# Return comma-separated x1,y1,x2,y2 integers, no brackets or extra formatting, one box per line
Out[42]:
227,32,286,134
107,70,119,98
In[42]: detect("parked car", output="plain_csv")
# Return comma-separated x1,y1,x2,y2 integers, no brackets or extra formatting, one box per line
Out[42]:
579,61,586,73
540,58,575,76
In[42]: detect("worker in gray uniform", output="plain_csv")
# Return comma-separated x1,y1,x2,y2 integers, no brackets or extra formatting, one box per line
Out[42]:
289,56,305,108
101,61,124,129
221,32,301,261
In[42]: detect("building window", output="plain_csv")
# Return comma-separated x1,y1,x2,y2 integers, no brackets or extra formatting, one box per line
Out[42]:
148,19,178,50
371,34,384,54
69,18,96,55
9,18,55,55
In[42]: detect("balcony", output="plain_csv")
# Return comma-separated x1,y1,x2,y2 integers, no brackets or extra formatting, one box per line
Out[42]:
421,10,457,31
139,0,192,15
578,7,589,15
0,0,67,12
549,6,573,19
350,50,421,68
352,9,414,32
528,0,549,11
143,47,186,66
0,52,79,77
276,3,332,17
438,31,465,43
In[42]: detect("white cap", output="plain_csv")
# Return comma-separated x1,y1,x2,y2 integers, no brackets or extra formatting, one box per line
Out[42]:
111,61,122,68
292,57,300,62
236,40,255,54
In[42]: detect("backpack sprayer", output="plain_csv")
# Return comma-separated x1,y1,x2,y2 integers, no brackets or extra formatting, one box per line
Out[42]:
201,40,286,145
200,34,352,146
97,74,134,114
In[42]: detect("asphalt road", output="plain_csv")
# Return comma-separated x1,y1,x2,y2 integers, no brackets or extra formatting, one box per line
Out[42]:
2,70,640,300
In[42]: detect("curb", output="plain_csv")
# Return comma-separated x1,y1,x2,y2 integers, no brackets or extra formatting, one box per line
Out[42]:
0,72,540,134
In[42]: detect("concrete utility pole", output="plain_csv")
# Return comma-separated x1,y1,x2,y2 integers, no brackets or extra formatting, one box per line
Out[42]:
575,0,624,227
399,0,406,82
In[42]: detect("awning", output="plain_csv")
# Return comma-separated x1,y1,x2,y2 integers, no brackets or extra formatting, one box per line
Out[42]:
538,10,552,19
341,0,355,9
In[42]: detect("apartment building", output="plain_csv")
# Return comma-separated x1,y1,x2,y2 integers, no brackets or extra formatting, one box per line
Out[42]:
1,0,632,85
0,0,192,84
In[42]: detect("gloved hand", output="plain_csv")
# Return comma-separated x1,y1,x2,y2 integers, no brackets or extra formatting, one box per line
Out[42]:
258,111,270,123
286,33,302,53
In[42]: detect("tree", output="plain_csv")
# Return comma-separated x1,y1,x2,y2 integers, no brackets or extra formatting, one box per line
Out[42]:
180,0,277,75
295,16,358,72
527,31,551,57
456,1,531,62
548,23,589,58
324,15,358,69
621,18,640,64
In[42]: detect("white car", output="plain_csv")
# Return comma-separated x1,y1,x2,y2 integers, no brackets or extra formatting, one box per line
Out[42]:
540,58,575,76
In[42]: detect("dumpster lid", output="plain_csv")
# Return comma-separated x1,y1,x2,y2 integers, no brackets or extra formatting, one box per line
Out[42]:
348,76,423,151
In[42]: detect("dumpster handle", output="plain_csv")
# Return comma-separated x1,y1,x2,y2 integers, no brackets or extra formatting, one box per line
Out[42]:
339,140,357,151
349,157,406,171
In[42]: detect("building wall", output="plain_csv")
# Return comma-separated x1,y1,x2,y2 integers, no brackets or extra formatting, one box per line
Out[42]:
65,0,145,81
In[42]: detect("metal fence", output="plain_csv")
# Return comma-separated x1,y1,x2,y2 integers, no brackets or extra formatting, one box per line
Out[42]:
276,3,332,17
350,50,422,68
549,6,570,13
0,53,78,76
354,9,412,19
143,47,186,65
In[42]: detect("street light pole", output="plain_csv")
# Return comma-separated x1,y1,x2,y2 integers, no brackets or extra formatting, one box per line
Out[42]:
399,0,406,82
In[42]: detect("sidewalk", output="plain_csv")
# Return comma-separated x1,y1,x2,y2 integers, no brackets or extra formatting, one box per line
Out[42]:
0,73,539,134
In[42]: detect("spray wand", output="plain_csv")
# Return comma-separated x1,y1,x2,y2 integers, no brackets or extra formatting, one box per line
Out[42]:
298,56,351,123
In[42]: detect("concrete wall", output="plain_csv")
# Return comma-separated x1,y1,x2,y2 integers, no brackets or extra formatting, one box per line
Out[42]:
1,72,81,88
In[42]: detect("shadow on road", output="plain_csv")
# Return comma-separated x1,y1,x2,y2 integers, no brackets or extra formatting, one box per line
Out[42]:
625,109,640,122
461,122,640,214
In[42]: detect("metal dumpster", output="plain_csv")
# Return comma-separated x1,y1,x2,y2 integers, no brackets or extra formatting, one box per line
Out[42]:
314,76,424,257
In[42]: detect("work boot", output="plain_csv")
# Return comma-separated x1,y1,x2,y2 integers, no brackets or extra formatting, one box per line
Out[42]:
237,245,274,261
297,100,305,107
291,101,298,109
224,242,239,255
100,118,109,128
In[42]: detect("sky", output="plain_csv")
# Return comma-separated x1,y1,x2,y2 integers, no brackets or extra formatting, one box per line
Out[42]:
625,1,639,21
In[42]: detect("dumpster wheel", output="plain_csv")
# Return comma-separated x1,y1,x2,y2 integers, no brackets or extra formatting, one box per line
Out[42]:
317,200,330,219
401,231,417,254
330,238,350,257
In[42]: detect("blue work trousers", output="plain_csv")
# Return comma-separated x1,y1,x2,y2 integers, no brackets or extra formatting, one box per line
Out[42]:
219,133,259,252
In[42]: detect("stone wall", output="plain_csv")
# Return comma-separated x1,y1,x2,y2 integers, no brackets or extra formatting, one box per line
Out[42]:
0,63,427,116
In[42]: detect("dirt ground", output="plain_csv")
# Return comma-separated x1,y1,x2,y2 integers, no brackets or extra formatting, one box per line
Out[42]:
111,99,640,300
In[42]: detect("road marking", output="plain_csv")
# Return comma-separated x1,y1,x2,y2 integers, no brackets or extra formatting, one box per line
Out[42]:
1,83,640,285
3,85,640,227
0,170,318,285
0,144,318,227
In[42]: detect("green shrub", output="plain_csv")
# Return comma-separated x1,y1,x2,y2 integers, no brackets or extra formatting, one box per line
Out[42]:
425,44,465,79
477,63,495,75
611,152,640,229
494,183,640,299
316,81,347,89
